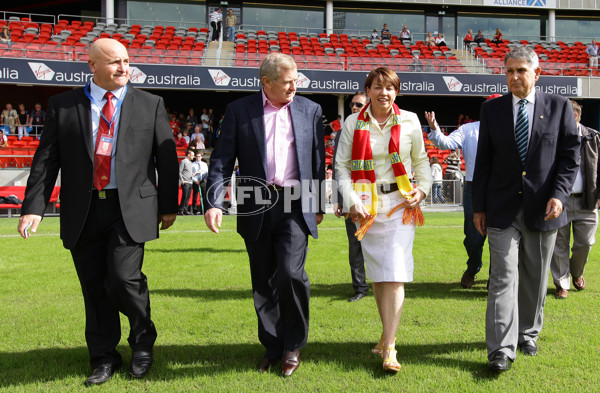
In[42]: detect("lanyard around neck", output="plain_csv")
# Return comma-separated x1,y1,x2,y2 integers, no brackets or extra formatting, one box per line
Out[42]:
84,83,128,131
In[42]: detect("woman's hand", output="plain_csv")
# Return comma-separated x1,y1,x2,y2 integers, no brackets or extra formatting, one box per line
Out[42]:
404,188,425,210
350,201,369,221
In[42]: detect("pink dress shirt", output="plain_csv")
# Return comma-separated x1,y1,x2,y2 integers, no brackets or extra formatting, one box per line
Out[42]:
262,90,299,187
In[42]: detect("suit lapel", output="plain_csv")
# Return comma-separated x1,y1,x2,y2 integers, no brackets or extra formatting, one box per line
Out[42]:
249,92,267,176
289,100,307,181
75,88,93,161
116,85,135,148
525,91,548,165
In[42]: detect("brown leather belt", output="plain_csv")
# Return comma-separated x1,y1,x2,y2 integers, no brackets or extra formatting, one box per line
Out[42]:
377,183,399,194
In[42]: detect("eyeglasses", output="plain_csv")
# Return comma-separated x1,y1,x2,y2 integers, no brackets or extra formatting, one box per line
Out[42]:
350,102,364,108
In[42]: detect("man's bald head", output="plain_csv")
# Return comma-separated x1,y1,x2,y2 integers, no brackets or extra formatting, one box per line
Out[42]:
88,38,130,91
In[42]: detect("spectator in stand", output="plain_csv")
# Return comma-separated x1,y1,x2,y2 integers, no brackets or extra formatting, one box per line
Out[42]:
185,108,197,128
329,114,342,134
464,29,474,46
178,148,195,215
16,103,30,140
325,140,334,162
491,28,503,45
425,94,502,288
181,122,193,139
0,25,10,46
381,24,391,40
474,30,484,46
551,100,600,299
209,7,222,42
411,55,423,72
0,129,7,147
176,113,186,130
29,103,45,138
443,150,460,180
182,128,191,145
399,25,411,43
430,157,445,204
1,103,17,135
585,39,599,68
435,32,446,47
225,9,237,41
169,114,179,135
191,149,209,215
190,125,206,148
175,131,188,149
425,32,435,47
200,107,210,145
371,29,379,40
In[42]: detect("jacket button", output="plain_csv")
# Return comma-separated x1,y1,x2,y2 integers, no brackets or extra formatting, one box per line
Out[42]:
522,171,526,176
518,191,522,195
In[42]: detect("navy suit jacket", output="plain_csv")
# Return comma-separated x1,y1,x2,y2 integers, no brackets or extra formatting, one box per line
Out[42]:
206,91,325,241
472,91,580,231
22,84,179,249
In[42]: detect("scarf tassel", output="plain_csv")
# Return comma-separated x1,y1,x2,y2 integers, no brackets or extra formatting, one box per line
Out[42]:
354,215,375,241
387,203,425,226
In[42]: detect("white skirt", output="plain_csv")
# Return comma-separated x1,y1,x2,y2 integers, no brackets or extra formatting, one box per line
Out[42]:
357,190,416,283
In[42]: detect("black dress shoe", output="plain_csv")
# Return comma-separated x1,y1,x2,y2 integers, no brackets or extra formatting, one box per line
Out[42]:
348,292,367,302
281,350,300,377
518,340,538,356
84,363,121,386
258,357,277,373
489,351,512,372
130,350,153,378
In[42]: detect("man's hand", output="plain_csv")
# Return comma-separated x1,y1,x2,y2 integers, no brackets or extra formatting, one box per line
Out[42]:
544,198,563,221
316,213,324,225
350,201,369,221
17,214,42,239
333,203,343,218
424,111,438,130
205,207,222,234
404,188,425,210
473,212,487,236
159,214,176,230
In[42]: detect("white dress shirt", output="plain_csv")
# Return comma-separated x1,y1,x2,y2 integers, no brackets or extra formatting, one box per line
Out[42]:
89,79,126,190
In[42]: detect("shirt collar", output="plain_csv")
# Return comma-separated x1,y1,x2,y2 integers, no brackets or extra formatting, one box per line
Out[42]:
262,89,292,110
512,90,536,106
90,79,126,103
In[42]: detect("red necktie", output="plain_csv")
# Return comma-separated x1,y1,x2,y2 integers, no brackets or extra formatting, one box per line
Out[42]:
93,91,115,190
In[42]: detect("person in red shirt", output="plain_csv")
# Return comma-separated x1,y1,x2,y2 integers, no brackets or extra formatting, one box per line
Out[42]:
464,29,474,46
492,28,503,45
174,131,188,148
329,115,342,133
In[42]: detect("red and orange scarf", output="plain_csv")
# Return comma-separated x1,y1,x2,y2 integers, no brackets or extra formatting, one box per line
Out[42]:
350,102,424,240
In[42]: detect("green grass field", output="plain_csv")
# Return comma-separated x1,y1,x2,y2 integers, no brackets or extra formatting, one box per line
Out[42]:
0,212,599,392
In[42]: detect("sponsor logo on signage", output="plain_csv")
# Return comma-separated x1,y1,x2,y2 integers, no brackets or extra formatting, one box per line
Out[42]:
297,72,311,88
483,0,556,8
129,67,147,84
208,69,231,86
443,76,463,92
28,62,55,81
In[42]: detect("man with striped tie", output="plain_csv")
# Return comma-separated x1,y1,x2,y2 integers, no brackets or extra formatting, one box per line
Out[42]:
472,46,580,372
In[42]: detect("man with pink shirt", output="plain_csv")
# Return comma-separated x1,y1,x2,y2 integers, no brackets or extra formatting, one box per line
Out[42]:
205,53,324,377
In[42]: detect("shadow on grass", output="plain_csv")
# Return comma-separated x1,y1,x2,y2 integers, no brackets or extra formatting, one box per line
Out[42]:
152,282,488,302
148,248,246,253
0,340,496,387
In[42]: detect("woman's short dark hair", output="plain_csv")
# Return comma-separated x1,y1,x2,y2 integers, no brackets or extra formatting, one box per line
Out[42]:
364,67,400,92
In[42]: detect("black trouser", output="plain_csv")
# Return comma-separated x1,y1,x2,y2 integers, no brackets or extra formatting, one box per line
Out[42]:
192,180,206,214
211,21,221,41
179,182,192,213
243,195,310,359
345,216,368,294
71,194,156,369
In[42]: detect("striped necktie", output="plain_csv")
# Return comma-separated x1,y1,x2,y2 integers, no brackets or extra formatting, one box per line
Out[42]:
515,99,529,164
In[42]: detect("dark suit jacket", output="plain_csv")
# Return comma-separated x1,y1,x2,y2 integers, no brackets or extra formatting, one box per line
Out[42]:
206,91,324,241
22,84,179,249
472,91,580,231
